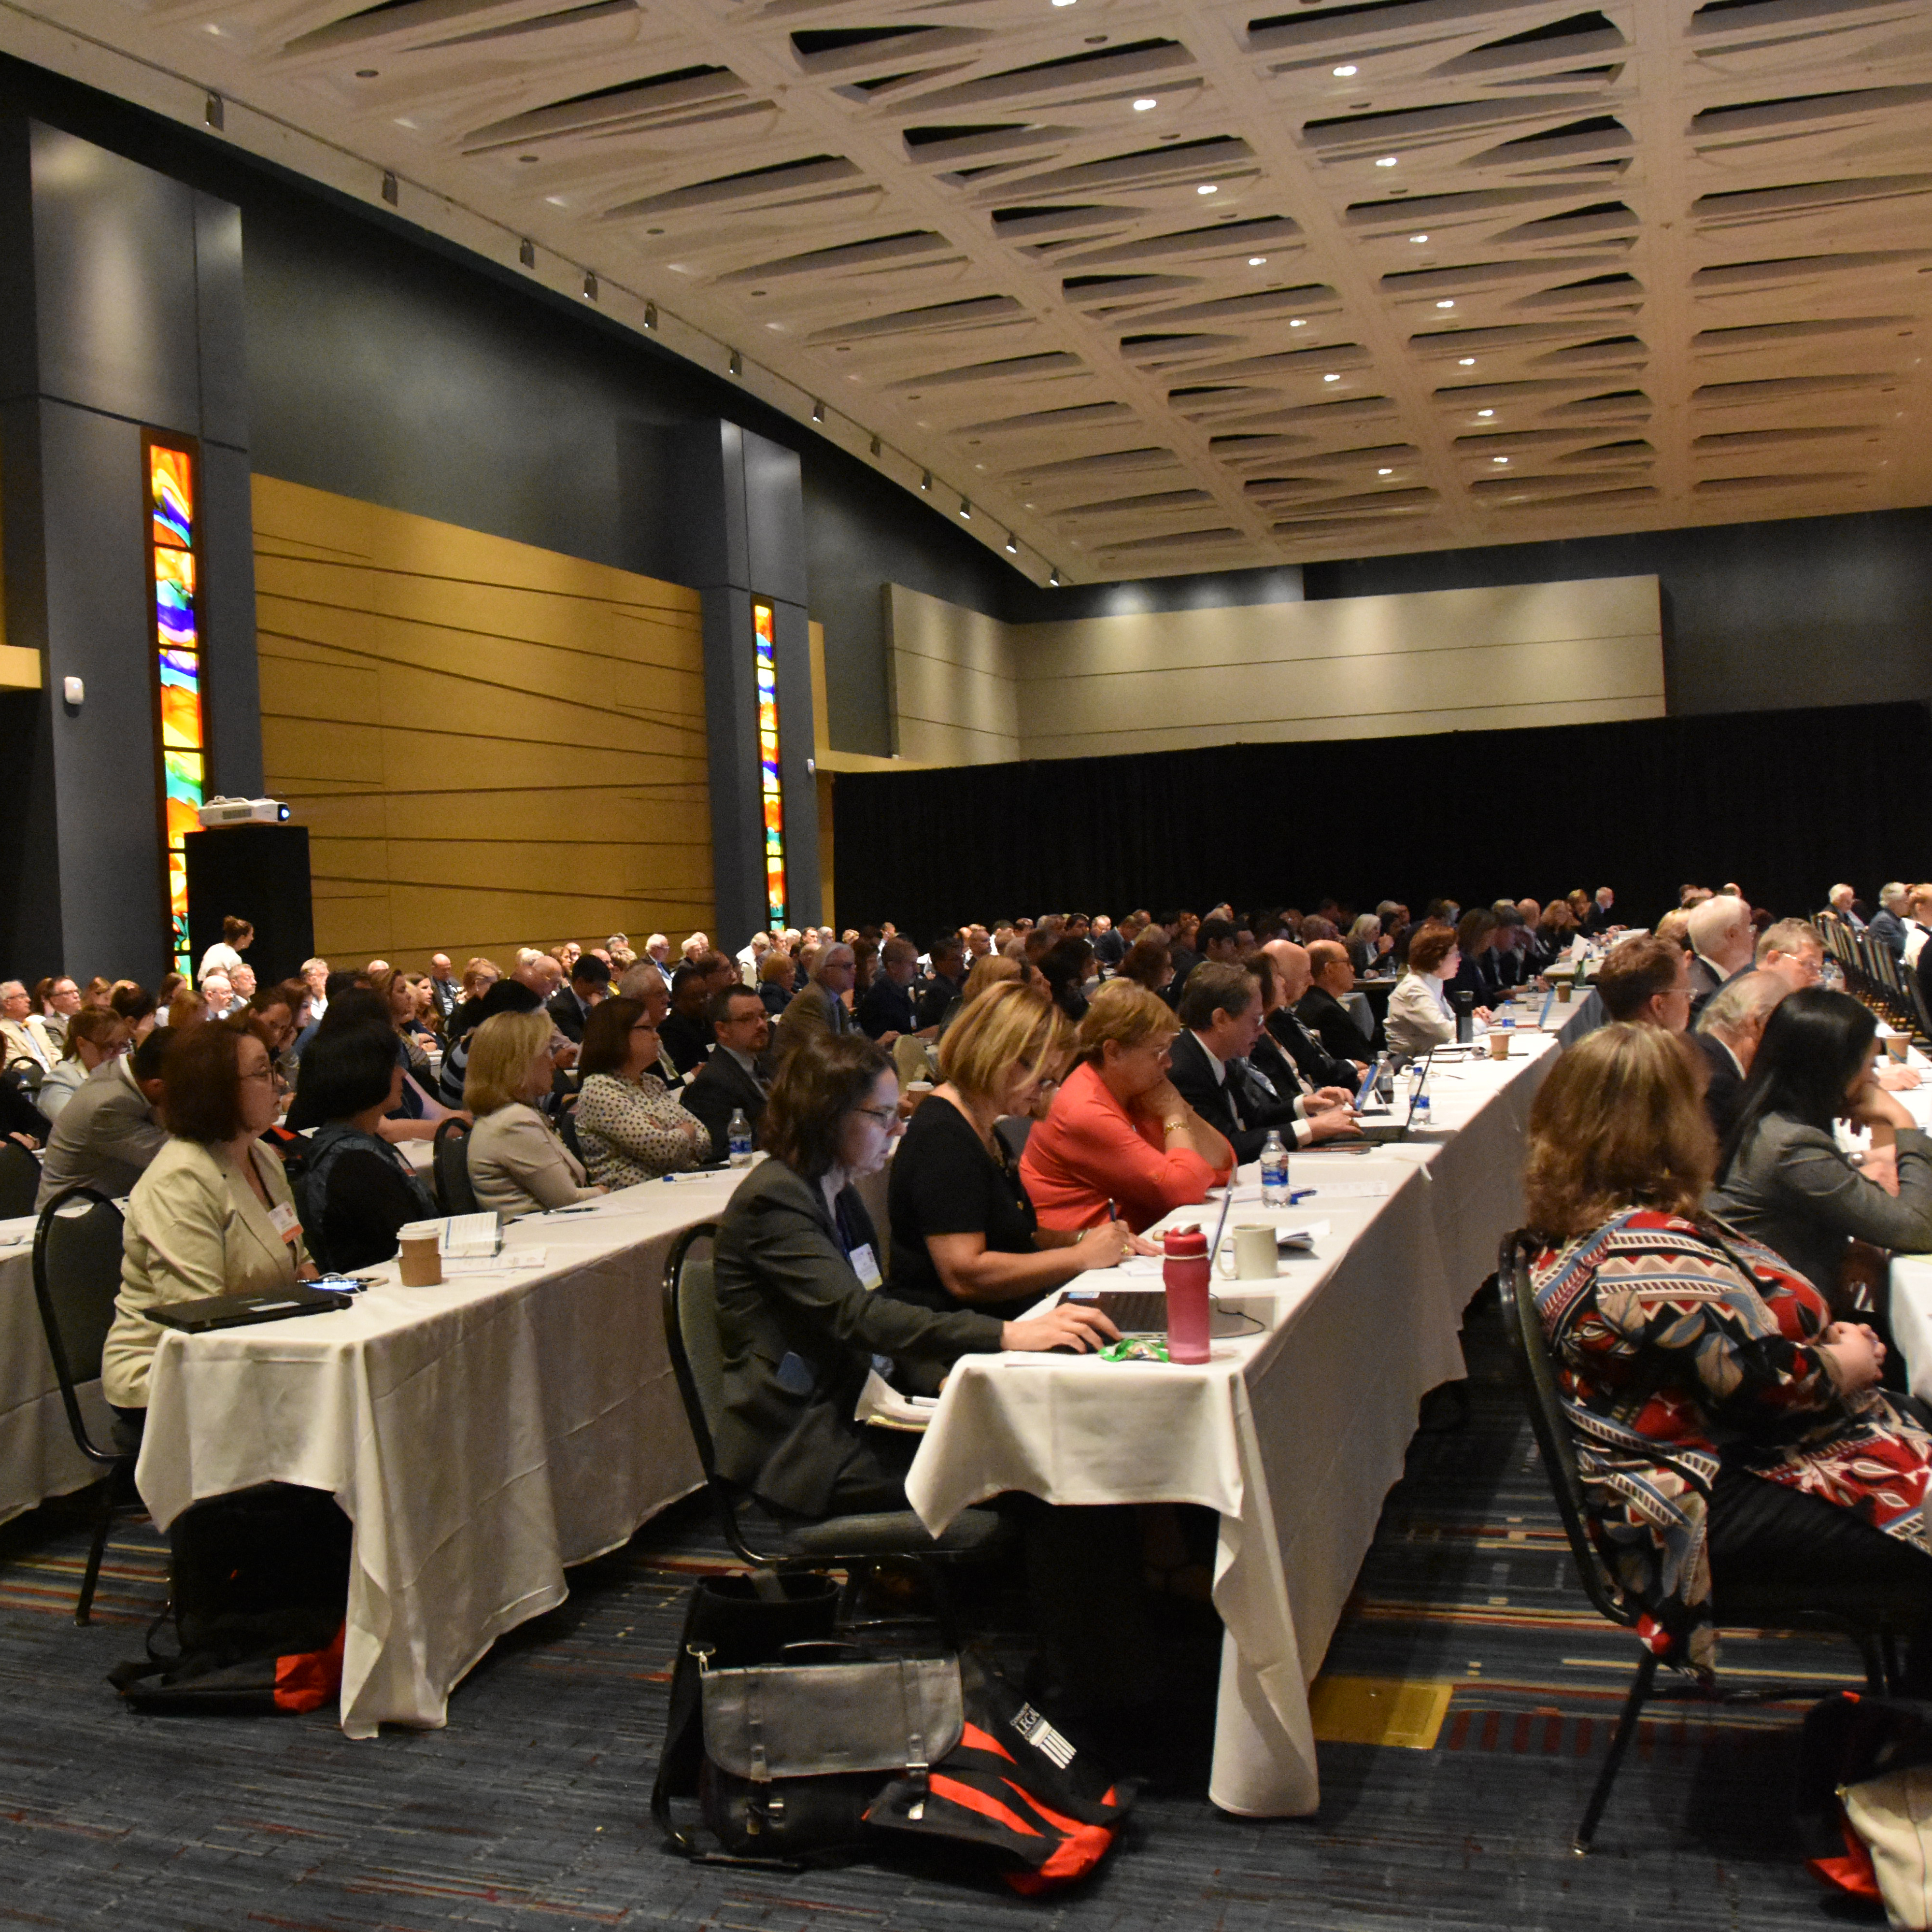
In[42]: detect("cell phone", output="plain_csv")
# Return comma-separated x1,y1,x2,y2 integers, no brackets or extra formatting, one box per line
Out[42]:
311,1274,375,1294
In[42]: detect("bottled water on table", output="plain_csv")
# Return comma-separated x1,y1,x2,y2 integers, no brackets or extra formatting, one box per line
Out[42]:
1260,1129,1290,1208
727,1108,753,1167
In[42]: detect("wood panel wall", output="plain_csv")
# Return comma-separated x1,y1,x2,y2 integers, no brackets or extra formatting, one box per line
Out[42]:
887,575,1664,766
254,475,712,970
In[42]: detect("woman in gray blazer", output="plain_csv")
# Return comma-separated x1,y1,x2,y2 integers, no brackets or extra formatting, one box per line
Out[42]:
711,1033,1114,1519
1710,988,1932,1313
463,1010,604,1220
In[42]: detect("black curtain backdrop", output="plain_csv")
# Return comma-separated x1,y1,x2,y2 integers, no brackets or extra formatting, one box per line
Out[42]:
832,701,1932,939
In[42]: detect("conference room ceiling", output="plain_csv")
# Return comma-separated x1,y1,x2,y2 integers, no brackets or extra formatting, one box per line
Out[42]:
14,0,1932,582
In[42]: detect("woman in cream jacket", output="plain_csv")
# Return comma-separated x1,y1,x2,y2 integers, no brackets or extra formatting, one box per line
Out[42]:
463,1009,605,1220
105,1019,315,1422
1383,921,1461,1058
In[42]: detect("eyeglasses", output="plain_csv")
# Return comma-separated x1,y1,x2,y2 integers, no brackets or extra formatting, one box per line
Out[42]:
239,1065,278,1084
852,1105,899,1125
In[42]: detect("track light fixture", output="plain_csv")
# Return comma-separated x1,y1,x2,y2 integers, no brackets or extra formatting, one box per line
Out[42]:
582,270,598,301
644,302,658,330
382,171,398,206
519,239,535,268
811,399,824,424
729,349,742,376
920,471,932,491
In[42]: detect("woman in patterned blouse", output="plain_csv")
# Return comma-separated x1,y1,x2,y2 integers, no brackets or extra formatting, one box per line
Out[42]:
573,996,710,1188
1525,1022,1932,1675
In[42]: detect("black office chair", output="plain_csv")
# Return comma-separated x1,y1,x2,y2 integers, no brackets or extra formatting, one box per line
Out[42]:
1497,1230,1907,1855
31,1186,142,1624
0,1136,41,1219
994,1114,1033,1163
432,1117,480,1216
661,1222,1003,1618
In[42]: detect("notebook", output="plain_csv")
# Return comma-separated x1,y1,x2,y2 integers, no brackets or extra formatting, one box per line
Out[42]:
148,1283,353,1333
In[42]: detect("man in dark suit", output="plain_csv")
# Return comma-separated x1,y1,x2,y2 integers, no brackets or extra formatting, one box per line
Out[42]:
34,1028,169,1210
1161,912,1201,1008
1582,886,1618,937
684,986,773,1159
1870,884,1910,960
915,937,965,1031
546,953,610,1043
1168,965,1357,1163
659,964,714,1076
856,935,920,1041
1091,915,1125,970
1684,893,1757,1023
427,953,461,1023
1297,940,1375,1066
1692,969,1786,1144
1261,940,1362,1088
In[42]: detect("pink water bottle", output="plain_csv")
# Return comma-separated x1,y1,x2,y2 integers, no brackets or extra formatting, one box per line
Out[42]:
1163,1224,1211,1364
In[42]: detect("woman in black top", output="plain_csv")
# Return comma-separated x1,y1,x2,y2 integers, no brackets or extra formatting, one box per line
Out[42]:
292,1023,438,1272
1037,935,1094,1027
886,982,1151,1321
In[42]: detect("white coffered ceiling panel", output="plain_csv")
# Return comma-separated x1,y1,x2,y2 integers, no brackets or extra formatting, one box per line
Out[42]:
8,0,1932,581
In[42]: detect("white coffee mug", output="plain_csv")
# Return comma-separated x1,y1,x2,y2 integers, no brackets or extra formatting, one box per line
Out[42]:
1219,1224,1279,1280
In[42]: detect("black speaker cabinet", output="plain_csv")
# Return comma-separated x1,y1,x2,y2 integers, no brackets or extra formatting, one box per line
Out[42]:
184,824,314,987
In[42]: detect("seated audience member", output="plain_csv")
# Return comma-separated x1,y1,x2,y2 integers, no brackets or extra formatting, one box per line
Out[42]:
110,982,159,1043
35,976,81,1049
712,1033,1115,1517
1193,917,1242,968
658,965,714,1076
1448,909,1502,1018
199,972,239,1021
1385,922,1460,1056
448,957,502,1040
293,1025,438,1272
437,977,543,1108
772,944,859,1064
1822,881,1867,932
1902,886,1932,969
547,952,611,1044
1581,886,1617,936
1755,918,1824,994
1298,940,1375,1064
856,935,920,1042
0,980,58,1077
35,1027,170,1210
1116,935,1174,1002
887,982,1147,1322
1262,939,1366,1086
36,1008,131,1122
1020,979,1234,1234
464,1010,605,1220
1870,884,1911,960
916,938,966,1031
1038,935,1095,1025
197,915,254,983
756,947,796,1019
1169,964,1356,1161
1595,934,1692,1029
573,995,709,1186
248,979,309,1079
291,987,450,1140
103,1020,314,1432
1537,899,1579,964
683,986,772,1157
1345,914,1386,974
1091,914,1124,970
1525,1022,1932,1678
1685,893,1757,1021
1710,988,1932,1313
1692,970,1788,1143
1655,907,1694,953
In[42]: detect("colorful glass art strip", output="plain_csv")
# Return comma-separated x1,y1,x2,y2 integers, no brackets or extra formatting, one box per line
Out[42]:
753,599,786,928
147,438,204,975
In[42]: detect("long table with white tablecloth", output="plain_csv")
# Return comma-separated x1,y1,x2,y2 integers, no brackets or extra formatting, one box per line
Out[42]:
906,1024,1561,1817
0,1217,111,1526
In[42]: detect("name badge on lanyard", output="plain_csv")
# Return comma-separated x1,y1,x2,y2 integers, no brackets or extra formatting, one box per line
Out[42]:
268,1201,301,1245
848,1242,882,1291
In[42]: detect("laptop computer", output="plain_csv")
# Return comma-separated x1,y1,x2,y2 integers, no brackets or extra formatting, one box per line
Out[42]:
148,1283,354,1334
1064,1190,1253,1337
1329,1048,1436,1147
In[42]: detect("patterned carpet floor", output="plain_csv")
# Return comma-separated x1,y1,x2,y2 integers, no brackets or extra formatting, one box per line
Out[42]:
0,1298,1881,1931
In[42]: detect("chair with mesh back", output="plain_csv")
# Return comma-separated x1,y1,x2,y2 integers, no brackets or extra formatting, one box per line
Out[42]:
662,1222,1004,1619
433,1117,480,1216
31,1186,141,1623
0,1136,41,1219
1498,1229,1906,1855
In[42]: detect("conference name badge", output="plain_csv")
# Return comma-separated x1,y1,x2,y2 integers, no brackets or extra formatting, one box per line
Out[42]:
849,1242,882,1291
268,1202,301,1244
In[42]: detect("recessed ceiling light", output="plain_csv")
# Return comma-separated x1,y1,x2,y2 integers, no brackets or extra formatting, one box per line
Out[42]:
1249,256,1268,266
1133,97,1157,111
1375,156,1398,168
921,471,932,490
1458,356,1475,366
1378,467,1393,476
355,68,378,77
1049,568,1063,585
1435,299,1454,309
1477,408,1494,418
1409,233,1428,243
959,501,972,520
1289,317,1307,327
518,154,538,164
1197,184,1218,195
1323,373,1340,383
1332,64,1357,76
1005,534,1018,554
1492,456,1509,464
545,195,568,208
1051,0,1077,7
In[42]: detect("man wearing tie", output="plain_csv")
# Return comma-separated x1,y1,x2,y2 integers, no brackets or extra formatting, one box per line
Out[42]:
1167,965,1358,1162
1261,941,1364,1088
683,987,773,1158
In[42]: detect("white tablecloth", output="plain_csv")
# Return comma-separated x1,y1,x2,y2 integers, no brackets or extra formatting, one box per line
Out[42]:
0,1218,113,1527
905,1040,1555,1816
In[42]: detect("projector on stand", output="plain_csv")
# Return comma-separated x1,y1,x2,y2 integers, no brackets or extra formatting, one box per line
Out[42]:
197,796,292,828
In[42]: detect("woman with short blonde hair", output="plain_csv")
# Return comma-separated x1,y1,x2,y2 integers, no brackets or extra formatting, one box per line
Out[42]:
1019,978,1232,1233
463,1010,604,1219
1525,1022,1932,1676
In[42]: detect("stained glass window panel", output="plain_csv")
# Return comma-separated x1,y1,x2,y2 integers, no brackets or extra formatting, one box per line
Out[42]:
753,599,786,928
147,436,204,975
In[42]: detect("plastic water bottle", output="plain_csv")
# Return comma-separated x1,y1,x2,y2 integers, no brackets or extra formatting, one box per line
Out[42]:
1260,1130,1290,1208
1413,1094,1432,1132
727,1108,753,1167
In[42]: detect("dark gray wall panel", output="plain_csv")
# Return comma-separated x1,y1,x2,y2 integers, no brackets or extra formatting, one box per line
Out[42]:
700,586,763,949
0,397,58,973
194,191,248,451
39,398,169,983
743,432,807,611
29,121,200,434
199,438,263,800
